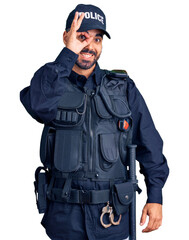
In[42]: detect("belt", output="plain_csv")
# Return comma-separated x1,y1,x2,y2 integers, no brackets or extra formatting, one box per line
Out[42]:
49,188,110,204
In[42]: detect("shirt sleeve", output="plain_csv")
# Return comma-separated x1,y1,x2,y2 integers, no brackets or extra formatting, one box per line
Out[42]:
127,78,169,204
20,47,78,123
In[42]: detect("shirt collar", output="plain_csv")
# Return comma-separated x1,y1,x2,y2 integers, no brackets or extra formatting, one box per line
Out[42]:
69,63,103,87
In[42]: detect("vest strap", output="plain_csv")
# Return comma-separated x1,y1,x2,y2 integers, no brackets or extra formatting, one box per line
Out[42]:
61,175,72,200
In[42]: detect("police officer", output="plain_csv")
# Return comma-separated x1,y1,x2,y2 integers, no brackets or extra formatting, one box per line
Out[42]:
20,4,169,240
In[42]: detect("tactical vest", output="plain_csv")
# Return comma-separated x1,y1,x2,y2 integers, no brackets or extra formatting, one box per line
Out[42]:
34,70,140,214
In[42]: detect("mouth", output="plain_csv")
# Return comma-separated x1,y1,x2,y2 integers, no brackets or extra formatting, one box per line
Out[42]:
80,53,94,60
80,49,96,61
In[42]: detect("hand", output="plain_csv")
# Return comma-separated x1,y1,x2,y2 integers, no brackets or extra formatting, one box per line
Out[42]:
63,12,93,54
140,203,162,233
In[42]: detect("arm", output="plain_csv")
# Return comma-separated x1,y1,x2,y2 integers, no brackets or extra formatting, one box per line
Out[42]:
20,12,93,123
127,78,169,232
20,48,78,123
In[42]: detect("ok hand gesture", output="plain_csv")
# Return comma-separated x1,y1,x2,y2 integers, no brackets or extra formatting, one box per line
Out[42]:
63,12,93,54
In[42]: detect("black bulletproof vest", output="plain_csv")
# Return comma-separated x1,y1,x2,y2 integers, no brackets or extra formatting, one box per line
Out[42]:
40,71,132,182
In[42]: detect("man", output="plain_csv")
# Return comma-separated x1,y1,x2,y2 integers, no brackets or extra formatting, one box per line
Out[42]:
20,4,169,240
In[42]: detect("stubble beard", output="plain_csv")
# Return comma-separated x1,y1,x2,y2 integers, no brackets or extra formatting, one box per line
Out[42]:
75,49,101,70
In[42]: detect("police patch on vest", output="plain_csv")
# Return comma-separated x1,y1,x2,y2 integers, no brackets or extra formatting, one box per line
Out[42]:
79,11,104,25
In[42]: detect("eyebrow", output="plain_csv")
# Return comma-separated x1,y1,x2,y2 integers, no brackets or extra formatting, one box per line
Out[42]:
96,33,103,38
86,31,103,38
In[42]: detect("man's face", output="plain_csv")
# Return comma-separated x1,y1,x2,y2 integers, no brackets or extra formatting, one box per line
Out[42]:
75,29,103,70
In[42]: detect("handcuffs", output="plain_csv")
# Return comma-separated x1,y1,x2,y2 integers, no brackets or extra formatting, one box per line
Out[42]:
100,201,122,228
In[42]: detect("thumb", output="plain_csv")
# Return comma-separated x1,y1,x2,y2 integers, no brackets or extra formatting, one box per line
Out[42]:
140,206,147,226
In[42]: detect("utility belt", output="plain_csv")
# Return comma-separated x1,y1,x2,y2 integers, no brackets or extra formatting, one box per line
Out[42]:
34,167,141,220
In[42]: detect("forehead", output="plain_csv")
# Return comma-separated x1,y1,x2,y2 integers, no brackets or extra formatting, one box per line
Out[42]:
85,29,103,37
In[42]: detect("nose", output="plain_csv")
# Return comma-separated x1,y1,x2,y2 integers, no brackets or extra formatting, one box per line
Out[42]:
82,40,96,55
86,40,94,50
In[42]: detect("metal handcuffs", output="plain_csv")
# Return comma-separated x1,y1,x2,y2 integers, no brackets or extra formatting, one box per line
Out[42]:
100,201,122,228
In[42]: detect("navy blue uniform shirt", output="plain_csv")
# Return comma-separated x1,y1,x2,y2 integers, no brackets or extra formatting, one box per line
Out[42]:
20,47,169,240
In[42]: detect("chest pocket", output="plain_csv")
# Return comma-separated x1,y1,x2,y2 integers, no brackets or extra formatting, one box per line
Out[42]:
54,92,87,127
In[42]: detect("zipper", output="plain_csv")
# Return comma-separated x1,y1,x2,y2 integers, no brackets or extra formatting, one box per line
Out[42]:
86,89,95,172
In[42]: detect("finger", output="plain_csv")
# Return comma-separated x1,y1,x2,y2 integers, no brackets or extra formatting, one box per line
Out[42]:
76,31,90,40
76,12,85,30
144,221,160,232
140,208,147,226
142,222,155,233
82,36,93,47
71,11,79,31
142,216,156,233
153,218,162,230
76,32,93,47
142,213,162,232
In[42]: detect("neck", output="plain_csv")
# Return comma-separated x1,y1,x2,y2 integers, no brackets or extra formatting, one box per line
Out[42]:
72,64,96,78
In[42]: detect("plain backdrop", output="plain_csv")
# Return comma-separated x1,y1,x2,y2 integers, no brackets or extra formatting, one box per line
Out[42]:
1,0,189,239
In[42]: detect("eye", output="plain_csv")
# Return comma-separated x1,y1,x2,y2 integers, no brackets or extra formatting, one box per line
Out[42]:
95,38,102,43
79,35,86,41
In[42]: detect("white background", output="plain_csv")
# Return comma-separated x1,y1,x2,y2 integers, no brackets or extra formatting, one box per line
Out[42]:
1,0,189,239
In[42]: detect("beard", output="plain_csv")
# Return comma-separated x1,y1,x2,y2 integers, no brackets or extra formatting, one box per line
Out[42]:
75,49,101,70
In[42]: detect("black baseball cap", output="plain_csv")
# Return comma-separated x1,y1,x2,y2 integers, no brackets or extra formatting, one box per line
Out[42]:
65,4,111,39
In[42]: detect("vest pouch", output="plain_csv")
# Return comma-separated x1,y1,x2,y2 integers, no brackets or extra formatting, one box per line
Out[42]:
94,95,112,119
99,82,131,118
40,126,55,169
99,133,119,170
54,129,82,172
112,182,134,215
55,92,87,127
34,167,50,214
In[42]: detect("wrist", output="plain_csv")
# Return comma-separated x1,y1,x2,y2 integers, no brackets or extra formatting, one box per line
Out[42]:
55,47,78,65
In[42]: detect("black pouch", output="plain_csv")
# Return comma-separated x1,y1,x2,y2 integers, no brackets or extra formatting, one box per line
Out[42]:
34,167,49,214
112,182,134,215
54,92,87,127
54,129,82,172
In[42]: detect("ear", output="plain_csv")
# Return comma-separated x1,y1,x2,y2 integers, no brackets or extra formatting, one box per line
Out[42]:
63,31,68,45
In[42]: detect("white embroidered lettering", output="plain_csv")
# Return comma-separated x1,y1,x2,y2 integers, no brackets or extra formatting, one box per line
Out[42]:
98,14,104,25
85,12,90,19
78,11,104,25
90,12,95,19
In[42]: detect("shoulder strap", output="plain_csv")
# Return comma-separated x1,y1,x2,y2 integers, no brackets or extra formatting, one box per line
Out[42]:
107,69,129,79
